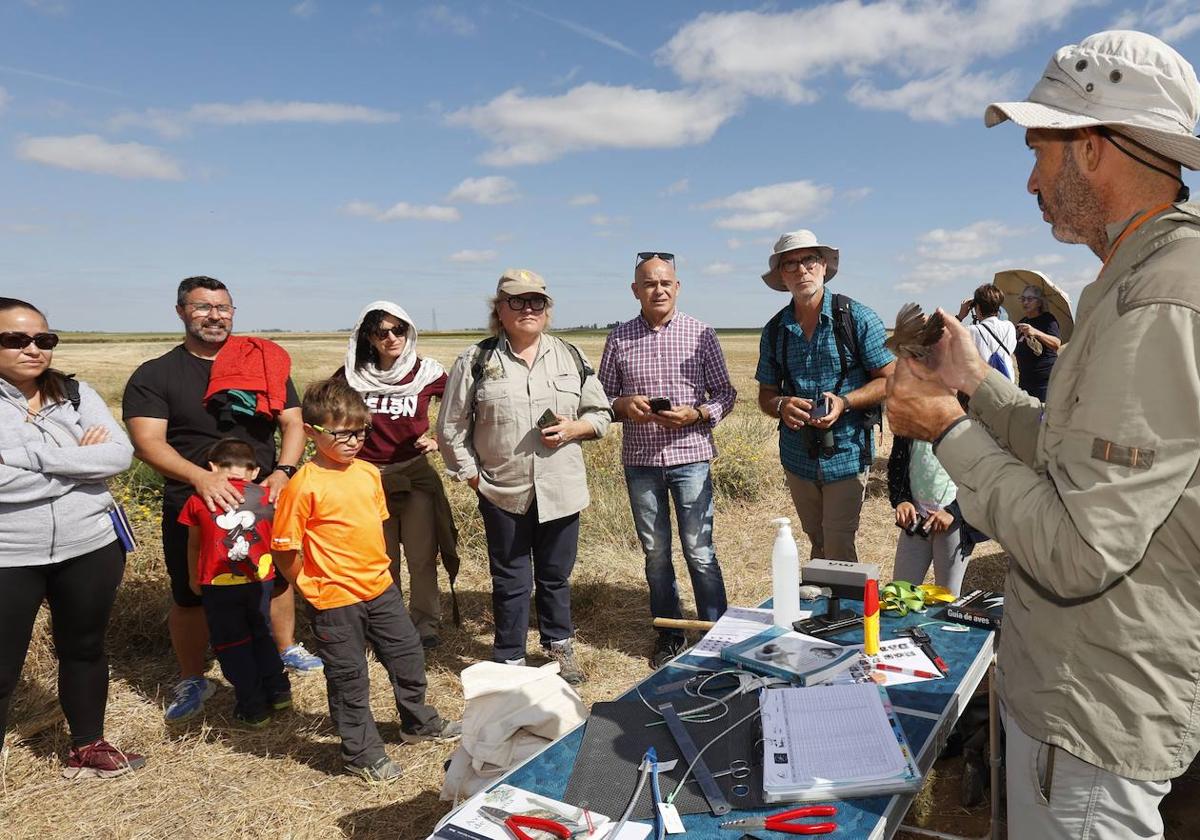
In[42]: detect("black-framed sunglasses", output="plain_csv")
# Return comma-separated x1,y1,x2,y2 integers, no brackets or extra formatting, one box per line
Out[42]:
0,331,60,351
373,324,408,340
779,255,822,274
311,423,372,444
636,251,675,267
504,295,548,312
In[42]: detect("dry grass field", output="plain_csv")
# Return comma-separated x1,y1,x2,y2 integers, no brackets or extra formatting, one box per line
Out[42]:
4,329,1194,839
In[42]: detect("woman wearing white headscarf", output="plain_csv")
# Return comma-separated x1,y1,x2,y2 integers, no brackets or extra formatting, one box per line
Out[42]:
338,302,460,648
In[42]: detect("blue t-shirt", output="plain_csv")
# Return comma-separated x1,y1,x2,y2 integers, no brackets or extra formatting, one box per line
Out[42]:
755,293,894,482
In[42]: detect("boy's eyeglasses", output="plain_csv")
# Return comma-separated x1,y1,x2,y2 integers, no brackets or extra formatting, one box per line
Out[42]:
0,331,59,351
636,251,675,267
780,255,822,274
373,325,407,340
311,424,372,444
504,295,548,312
185,303,236,317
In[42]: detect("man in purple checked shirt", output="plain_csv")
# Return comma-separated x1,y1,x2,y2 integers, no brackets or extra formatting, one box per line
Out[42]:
598,252,737,668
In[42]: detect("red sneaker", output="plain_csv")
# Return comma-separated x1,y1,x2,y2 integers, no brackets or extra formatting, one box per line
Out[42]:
62,739,147,779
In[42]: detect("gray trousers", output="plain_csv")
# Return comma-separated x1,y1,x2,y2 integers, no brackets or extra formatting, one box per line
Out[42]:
1003,702,1170,839
308,584,441,768
893,528,968,595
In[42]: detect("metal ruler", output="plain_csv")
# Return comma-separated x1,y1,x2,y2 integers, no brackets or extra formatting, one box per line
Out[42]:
658,702,731,816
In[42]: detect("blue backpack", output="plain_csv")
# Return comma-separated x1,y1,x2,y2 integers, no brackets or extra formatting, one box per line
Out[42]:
977,322,1013,380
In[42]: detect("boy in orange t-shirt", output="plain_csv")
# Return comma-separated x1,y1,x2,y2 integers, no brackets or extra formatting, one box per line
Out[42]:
272,379,459,784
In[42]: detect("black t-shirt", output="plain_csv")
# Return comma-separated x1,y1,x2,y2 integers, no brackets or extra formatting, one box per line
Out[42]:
1014,312,1060,392
122,344,300,508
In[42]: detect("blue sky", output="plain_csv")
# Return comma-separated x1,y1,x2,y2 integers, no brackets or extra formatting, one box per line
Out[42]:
2,1,1198,331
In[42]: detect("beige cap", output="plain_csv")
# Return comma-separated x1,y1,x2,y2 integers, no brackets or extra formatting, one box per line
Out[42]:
762,230,840,291
496,268,552,301
985,30,1200,170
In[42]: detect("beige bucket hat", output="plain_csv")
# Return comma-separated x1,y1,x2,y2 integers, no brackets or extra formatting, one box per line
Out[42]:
985,30,1200,170
496,268,552,302
761,230,840,291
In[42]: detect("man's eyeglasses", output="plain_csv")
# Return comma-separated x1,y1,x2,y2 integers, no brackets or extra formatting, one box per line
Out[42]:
0,331,59,351
311,424,372,444
504,295,548,312
185,303,236,317
636,252,675,267
373,325,407,340
779,255,822,274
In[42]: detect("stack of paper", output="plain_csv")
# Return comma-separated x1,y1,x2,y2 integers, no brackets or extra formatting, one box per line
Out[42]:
759,684,922,803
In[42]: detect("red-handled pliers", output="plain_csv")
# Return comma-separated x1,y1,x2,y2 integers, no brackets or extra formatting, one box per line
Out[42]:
719,805,838,835
478,806,574,840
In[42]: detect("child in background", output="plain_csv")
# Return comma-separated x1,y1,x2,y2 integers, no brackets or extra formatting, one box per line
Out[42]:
271,378,459,785
178,438,290,727
886,433,969,596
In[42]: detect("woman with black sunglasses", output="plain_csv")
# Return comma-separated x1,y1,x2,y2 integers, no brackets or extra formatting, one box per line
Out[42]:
0,297,145,778
335,301,459,648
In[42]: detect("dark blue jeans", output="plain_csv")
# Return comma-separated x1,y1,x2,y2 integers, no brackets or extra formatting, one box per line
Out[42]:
202,582,290,719
478,494,579,662
624,462,728,637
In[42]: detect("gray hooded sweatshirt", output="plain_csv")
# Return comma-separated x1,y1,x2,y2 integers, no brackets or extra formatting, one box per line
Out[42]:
0,377,133,567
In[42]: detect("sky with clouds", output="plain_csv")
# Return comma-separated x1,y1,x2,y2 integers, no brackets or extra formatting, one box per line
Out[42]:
2,0,1198,331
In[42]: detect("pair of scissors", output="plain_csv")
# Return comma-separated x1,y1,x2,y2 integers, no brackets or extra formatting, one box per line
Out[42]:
719,805,838,835
478,805,575,840
687,758,751,783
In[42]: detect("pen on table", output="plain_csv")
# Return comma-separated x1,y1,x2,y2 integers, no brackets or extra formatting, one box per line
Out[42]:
874,662,941,679
920,643,950,675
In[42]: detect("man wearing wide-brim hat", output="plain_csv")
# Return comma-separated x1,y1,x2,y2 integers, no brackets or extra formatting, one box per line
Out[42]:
755,230,894,562
886,30,1200,836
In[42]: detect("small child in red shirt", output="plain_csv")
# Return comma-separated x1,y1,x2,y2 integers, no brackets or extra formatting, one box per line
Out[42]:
178,438,290,727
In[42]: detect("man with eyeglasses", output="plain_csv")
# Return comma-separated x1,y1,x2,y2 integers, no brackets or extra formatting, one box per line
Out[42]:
122,275,321,724
756,230,894,561
598,252,737,667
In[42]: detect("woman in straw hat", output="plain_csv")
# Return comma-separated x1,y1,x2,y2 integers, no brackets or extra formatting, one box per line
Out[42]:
1013,285,1062,401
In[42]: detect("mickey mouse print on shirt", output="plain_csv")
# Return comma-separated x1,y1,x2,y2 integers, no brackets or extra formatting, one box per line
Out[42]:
178,479,276,586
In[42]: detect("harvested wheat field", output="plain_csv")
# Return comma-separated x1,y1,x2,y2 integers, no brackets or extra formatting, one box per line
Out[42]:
4,330,1195,840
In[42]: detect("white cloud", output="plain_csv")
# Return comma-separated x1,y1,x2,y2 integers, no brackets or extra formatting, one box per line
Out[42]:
702,261,736,276
1119,1,1200,43
726,238,743,249
590,213,629,227
339,200,460,222
917,220,1022,262
568,193,600,206
446,176,520,205
422,4,476,36
662,177,689,196
112,100,401,139
659,2,1090,104
1030,253,1067,267
449,249,498,263
16,134,184,180
848,69,1019,123
701,180,834,230
493,232,515,242
447,83,739,166
842,187,872,202
290,0,317,19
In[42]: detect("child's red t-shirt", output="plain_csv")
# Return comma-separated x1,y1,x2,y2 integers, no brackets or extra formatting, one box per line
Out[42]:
178,478,276,585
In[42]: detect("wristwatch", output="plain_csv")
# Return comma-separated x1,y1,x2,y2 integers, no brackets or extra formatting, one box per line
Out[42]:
274,464,298,479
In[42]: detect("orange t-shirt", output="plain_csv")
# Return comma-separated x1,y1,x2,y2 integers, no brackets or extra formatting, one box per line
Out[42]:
270,459,392,610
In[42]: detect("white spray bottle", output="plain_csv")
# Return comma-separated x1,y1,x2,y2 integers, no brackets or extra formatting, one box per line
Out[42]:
771,517,801,629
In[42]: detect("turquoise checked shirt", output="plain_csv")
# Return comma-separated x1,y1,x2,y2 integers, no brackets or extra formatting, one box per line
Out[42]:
755,293,893,482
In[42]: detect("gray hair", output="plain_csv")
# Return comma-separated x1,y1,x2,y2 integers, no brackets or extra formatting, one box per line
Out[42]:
1022,284,1045,312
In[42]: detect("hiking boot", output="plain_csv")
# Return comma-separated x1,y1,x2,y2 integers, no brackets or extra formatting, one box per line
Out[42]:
421,634,441,650
502,656,527,667
270,691,293,712
164,676,215,723
651,634,686,669
400,718,463,745
234,710,271,730
62,739,146,779
345,755,403,785
281,643,324,674
545,638,586,685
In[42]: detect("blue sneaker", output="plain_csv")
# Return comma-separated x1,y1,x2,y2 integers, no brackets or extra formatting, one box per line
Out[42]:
164,677,215,723
281,643,324,675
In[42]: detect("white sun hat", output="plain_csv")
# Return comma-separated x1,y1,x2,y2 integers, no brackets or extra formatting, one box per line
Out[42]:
761,230,840,291
985,30,1200,170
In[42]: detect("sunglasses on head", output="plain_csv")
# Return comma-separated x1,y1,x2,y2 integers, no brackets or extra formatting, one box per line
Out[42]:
0,331,59,351
635,252,675,267
373,324,407,340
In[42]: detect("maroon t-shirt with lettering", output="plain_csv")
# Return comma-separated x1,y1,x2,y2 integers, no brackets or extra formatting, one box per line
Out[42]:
353,363,448,466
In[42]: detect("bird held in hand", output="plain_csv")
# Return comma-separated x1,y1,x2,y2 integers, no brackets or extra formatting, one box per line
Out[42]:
886,303,945,360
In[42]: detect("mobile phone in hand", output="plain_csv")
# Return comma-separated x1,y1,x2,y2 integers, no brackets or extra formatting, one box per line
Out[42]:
536,408,559,430
807,396,831,421
648,397,671,413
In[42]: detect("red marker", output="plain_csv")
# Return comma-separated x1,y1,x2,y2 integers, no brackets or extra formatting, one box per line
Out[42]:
874,662,941,680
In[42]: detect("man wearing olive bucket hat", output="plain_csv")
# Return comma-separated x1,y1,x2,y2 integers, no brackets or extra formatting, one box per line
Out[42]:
755,230,894,562
886,30,1200,837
